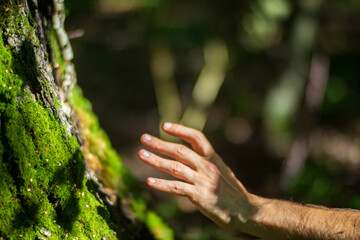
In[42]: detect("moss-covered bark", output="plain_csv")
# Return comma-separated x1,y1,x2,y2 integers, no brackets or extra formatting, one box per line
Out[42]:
0,0,173,239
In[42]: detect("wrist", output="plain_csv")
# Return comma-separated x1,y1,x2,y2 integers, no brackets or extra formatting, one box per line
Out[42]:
229,192,268,236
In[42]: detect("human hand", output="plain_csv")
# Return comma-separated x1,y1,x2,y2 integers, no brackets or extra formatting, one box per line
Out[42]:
138,123,258,230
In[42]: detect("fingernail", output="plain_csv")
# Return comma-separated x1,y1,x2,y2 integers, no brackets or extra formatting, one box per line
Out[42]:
141,150,150,158
148,178,156,184
143,134,152,141
163,122,172,129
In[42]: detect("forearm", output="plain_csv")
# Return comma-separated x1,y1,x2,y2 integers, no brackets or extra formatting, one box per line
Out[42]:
239,195,360,240
138,123,360,240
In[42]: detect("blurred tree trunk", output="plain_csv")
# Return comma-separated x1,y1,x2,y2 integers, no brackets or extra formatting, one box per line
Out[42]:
0,0,172,239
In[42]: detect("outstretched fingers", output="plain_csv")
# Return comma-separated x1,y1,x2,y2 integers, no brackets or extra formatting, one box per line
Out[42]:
141,133,202,169
138,149,198,183
147,178,196,198
162,122,214,157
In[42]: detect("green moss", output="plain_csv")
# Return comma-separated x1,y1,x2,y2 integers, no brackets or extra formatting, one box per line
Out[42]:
68,86,128,190
0,7,118,240
69,86,174,240
1,1,173,239
48,29,67,72
144,211,174,240
0,2,38,48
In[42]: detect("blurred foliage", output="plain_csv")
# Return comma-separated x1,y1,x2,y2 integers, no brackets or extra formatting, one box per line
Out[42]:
64,0,360,239
285,159,346,206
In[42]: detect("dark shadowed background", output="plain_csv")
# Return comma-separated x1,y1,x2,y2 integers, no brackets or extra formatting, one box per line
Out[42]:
64,0,360,239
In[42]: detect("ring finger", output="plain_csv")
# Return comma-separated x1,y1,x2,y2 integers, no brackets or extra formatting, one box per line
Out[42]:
138,149,198,184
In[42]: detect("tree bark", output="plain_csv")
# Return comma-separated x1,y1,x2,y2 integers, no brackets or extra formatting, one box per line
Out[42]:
0,0,172,239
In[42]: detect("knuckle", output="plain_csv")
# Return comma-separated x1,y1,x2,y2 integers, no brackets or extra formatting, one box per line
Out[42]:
153,139,161,149
187,190,195,201
176,144,187,156
204,148,215,159
203,148,213,158
192,131,213,155
173,182,180,192
198,186,211,197
171,162,182,175
193,131,204,142
207,162,220,175
150,156,158,165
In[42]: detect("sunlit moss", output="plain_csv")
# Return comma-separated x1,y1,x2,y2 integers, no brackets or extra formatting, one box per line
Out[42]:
0,3,117,239
1,1,174,239
69,86,174,240
0,44,117,240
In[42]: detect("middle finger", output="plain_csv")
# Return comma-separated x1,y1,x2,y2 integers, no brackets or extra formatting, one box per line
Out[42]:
141,134,202,170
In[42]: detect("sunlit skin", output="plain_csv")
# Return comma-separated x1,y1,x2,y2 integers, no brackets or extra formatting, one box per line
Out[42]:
139,123,360,239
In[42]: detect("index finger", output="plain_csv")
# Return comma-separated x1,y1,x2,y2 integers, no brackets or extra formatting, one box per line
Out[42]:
162,123,214,157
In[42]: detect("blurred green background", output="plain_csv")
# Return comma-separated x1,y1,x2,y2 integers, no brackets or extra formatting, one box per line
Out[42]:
64,0,360,239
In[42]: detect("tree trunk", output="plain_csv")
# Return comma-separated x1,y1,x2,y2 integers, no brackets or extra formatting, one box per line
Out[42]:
0,0,172,239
